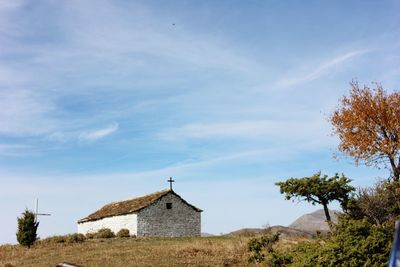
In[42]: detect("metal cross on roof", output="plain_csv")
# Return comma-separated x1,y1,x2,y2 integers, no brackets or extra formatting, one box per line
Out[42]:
167,177,175,190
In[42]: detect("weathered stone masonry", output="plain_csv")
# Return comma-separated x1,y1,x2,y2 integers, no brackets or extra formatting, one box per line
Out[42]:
137,193,201,237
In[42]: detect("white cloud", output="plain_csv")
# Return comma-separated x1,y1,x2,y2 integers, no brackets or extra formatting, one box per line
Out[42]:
59,0,262,78
79,123,119,141
0,0,263,140
0,89,57,136
276,49,368,88
47,122,122,144
0,0,25,36
0,0,24,9
158,119,329,141
0,144,33,156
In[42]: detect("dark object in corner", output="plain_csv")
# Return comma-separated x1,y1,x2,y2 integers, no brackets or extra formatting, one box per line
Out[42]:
56,262,82,267
389,221,400,267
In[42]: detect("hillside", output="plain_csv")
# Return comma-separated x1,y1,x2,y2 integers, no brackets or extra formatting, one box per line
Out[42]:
0,236,250,267
0,233,311,267
226,225,314,239
289,209,339,234
0,210,338,266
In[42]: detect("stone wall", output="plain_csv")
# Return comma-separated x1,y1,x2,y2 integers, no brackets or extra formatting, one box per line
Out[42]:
137,193,201,237
77,213,137,235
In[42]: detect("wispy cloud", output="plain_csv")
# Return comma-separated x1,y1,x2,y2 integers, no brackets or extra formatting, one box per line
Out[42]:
0,144,33,156
48,123,119,143
158,119,329,141
0,0,25,37
0,0,24,9
276,49,368,88
79,123,119,141
0,0,263,141
0,89,57,136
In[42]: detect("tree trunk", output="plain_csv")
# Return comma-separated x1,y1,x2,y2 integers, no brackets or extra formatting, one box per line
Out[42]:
322,203,332,228
388,156,400,182
393,170,400,182
393,166,400,182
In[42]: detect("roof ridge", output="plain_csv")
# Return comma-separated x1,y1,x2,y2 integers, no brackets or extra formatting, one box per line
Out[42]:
106,188,171,206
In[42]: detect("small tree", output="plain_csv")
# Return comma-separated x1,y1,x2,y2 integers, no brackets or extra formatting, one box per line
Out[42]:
276,172,355,223
346,181,400,225
16,209,39,248
330,81,400,181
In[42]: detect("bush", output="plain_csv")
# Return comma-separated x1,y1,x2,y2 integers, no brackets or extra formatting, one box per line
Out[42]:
40,235,67,244
247,232,280,264
66,233,86,243
346,181,400,225
286,241,323,267
288,217,393,267
95,228,115,239
281,181,399,266
270,251,293,267
39,233,86,244
86,232,95,239
16,209,39,248
116,228,130,238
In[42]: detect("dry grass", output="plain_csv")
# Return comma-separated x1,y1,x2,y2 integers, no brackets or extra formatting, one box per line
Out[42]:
0,236,253,267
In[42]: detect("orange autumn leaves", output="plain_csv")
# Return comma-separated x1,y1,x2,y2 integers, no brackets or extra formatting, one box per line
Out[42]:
331,81,400,181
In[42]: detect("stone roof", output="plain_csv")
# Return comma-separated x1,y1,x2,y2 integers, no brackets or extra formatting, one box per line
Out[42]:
78,189,202,223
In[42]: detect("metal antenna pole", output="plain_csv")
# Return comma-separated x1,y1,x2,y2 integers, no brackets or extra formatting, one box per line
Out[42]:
35,198,38,223
34,199,51,223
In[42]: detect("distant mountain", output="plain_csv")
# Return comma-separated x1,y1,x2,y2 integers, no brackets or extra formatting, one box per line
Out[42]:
225,228,264,237
201,233,215,237
289,209,340,234
224,209,340,239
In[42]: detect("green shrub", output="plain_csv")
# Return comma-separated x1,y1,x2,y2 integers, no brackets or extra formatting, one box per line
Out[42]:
247,232,280,264
286,241,324,267
66,233,86,243
280,181,399,267
86,232,95,239
116,228,130,238
288,217,393,267
270,251,293,267
40,235,67,244
39,233,86,244
95,228,115,239
16,209,39,248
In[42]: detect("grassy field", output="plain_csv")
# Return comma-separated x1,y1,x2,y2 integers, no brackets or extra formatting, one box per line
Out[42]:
0,236,254,267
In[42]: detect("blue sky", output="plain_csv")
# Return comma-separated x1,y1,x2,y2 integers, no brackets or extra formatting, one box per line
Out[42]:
0,0,399,244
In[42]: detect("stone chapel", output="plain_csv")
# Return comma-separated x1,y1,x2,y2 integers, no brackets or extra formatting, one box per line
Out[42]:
77,182,202,237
